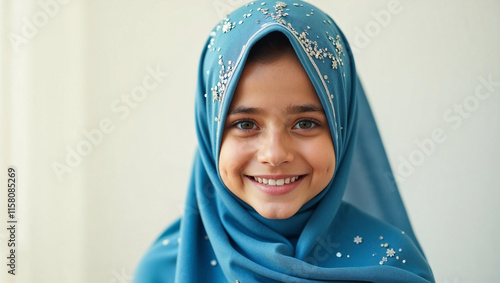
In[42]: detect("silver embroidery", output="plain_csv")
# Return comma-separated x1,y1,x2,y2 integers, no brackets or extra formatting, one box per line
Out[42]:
211,55,235,122
222,18,235,33
258,2,344,71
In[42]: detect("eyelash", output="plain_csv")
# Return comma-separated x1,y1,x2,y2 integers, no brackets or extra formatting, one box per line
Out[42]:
231,119,320,131
232,120,258,131
293,119,319,130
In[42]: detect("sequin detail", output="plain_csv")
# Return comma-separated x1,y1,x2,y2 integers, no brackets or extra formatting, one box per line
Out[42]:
353,236,363,244
222,18,236,33
256,1,345,140
376,234,406,265
211,55,235,107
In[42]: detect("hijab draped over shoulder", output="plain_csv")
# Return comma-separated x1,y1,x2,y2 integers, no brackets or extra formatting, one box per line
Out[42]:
135,1,435,282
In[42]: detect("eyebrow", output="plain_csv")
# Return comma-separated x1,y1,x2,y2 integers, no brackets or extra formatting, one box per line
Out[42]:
228,103,324,115
285,104,324,114
229,106,262,115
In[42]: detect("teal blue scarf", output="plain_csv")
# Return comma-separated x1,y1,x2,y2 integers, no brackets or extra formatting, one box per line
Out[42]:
135,1,434,282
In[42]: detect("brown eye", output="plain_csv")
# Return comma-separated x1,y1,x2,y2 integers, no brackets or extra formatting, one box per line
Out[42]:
236,121,256,130
294,120,316,130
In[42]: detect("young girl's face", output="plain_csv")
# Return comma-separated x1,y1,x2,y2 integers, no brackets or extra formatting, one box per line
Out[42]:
219,51,336,220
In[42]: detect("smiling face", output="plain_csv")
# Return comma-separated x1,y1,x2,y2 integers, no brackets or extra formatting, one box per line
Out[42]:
218,49,336,219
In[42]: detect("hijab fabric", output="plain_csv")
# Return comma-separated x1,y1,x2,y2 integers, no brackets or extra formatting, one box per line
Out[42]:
135,1,434,282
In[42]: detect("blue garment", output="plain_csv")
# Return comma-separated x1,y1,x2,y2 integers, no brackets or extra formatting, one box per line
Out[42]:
135,1,434,282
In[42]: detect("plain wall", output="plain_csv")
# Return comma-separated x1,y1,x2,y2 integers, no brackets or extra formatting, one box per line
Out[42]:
1,0,499,282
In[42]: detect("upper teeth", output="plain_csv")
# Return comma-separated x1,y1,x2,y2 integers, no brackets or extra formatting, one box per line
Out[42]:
253,176,299,186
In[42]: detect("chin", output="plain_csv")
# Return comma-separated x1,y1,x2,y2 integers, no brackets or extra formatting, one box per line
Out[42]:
255,204,300,220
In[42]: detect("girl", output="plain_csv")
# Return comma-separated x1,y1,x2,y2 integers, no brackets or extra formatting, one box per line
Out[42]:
135,1,434,282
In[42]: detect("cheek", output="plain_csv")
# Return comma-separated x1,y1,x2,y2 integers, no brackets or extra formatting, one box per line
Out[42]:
219,137,255,180
218,141,233,181
218,146,234,191
302,136,336,174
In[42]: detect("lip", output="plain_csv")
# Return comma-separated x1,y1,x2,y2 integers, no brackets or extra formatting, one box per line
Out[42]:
245,174,305,196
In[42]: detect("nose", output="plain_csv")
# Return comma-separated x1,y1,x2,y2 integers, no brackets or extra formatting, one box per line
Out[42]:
257,129,294,167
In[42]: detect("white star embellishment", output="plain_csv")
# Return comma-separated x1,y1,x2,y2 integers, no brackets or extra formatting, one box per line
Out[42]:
353,236,363,244
386,248,396,257
212,89,220,101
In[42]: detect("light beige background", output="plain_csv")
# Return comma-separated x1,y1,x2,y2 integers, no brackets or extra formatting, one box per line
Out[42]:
1,0,499,282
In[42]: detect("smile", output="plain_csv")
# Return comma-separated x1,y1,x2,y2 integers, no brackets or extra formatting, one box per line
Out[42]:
250,175,302,186
246,174,305,196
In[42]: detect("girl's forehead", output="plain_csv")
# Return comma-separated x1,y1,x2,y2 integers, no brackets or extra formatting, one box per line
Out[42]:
229,52,322,112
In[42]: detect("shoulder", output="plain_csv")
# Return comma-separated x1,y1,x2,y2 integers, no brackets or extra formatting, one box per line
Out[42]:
331,202,434,282
134,219,181,283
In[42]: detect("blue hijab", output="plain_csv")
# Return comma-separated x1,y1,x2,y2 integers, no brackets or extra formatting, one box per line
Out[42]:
135,1,434,282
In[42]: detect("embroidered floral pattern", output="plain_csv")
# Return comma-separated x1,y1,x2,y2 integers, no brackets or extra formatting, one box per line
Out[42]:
256,2,345,72
211,55,235,122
